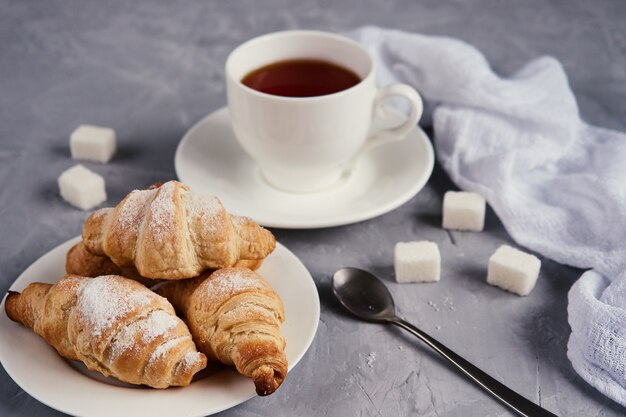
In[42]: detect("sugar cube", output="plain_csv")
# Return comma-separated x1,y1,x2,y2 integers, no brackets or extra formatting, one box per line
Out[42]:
394,241,440,283
442,191,486,231
58,164,106,210
70,125,116,163
487,245,541,296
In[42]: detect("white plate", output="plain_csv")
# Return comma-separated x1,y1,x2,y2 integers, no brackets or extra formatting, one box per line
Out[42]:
0,236,320,417
175,107,434,229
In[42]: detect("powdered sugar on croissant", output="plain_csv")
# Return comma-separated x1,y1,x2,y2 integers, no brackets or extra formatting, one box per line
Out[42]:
5,275,207,388
82,181,275,279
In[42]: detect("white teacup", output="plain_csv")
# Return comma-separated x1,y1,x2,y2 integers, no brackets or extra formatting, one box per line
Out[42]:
226,30,423,193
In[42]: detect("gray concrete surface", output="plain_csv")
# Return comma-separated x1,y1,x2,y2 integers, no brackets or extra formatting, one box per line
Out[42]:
1,1,625,416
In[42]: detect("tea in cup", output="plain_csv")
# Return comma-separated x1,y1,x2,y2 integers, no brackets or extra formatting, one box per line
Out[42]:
226,30,423,193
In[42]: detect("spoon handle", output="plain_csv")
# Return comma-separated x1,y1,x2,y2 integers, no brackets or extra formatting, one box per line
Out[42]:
390,318,558,417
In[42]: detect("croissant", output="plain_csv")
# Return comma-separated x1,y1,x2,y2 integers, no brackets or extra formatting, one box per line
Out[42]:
66,241,264,284
155,268,288,395
66,241,156,286
82,180,275,279
5,274,207,388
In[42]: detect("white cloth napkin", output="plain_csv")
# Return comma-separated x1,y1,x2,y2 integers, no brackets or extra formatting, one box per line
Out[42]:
349,26,626,406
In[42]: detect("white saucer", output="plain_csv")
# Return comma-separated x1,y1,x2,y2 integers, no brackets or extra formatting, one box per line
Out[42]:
175,107,434,229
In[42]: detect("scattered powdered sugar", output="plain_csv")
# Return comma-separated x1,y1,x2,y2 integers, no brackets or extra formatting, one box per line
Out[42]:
110,309,179,359
148,181,177,242
144,336,205,375
185,193,223,234
115,188,157,233
76,276,154,337
148,337,185,365
178,351,204,373
443,296,456,312
427,300,440,312
185,194,221,220
204,269,264,300
231,215,252,228
366,351,377,368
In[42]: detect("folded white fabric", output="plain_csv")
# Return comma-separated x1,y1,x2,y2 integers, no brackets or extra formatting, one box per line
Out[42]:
349,26,626,406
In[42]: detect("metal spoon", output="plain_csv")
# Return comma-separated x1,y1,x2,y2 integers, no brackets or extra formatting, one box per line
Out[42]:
332,267,558,417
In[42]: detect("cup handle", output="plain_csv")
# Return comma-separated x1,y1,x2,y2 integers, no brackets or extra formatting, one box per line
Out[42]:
360,83,423,155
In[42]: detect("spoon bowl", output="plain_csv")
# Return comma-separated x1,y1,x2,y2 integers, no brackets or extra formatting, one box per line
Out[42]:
332,267,396,322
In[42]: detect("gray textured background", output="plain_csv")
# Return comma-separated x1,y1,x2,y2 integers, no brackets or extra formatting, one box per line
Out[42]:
1,1,625,416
